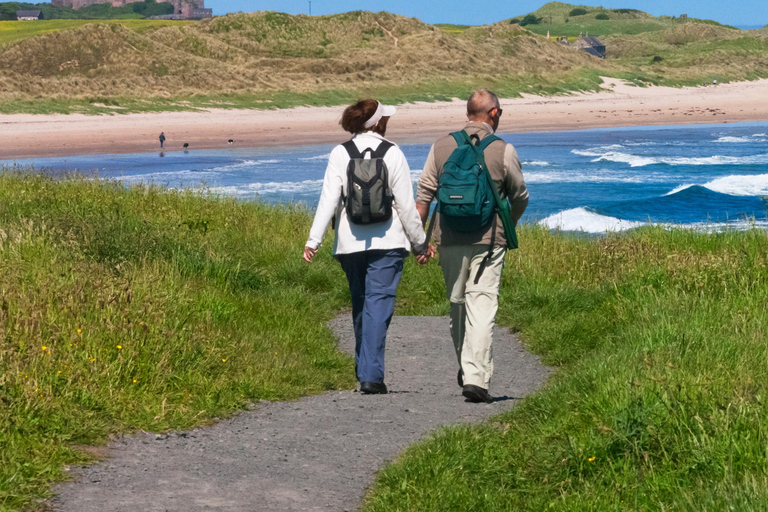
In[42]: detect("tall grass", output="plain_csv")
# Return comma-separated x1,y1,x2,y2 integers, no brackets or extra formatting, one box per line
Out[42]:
0,171,355,511
363,225,768,511
5,171,768,511
0,19,191,45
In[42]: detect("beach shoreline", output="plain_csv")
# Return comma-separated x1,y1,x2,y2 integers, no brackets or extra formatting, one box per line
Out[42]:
2,78,768,160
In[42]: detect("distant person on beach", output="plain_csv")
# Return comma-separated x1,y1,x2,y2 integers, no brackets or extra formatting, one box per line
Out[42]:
304,99,429,395
159,132,166,149
416,89,528,404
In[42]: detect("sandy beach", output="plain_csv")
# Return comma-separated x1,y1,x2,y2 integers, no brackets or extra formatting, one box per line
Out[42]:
2,77,768,160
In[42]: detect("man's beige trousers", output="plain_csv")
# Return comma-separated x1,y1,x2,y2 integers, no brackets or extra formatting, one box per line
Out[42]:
439,245,506,390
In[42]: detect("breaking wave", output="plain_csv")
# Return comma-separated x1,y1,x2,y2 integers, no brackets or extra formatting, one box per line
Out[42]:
572,146,768,168
664,173,768,197
539,208,645,233
208,180,324,197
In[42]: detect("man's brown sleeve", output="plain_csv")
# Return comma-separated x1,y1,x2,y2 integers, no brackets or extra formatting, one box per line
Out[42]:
416,144,439,205
504,144,529,222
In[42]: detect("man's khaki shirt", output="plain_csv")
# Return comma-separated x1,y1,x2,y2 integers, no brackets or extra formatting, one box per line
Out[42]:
417,121,529,246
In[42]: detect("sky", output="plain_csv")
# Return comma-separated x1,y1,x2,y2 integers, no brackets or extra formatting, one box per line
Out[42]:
205,1,767,28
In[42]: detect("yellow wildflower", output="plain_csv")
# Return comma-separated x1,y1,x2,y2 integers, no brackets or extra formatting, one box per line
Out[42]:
117,345,122,350
222,359,227,362
77,329,82,333
133,379,138,383
588,456,596,462
41,346,47,351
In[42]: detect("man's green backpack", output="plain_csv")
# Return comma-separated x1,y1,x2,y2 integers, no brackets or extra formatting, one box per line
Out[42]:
430,130,518,250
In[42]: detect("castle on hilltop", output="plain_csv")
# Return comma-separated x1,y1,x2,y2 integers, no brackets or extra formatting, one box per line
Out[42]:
51,0,212,18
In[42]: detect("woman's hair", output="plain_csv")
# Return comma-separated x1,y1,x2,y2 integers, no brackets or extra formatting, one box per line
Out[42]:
340,99,389,136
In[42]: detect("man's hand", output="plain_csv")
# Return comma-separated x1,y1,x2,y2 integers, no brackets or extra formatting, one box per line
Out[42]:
303,246,318,263
414,243,436,265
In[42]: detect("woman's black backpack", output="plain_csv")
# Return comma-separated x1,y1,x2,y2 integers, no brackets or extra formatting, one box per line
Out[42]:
337,140,394,225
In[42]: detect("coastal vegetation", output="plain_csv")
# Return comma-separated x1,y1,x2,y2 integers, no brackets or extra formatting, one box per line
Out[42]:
3,171,768,509
0,171,356,511
364,223,768,510
0,3,766,114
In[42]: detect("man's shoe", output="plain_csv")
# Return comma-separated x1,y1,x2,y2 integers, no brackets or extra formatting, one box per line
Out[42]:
360,381,388,394
462,384,493,403
457,369,464,388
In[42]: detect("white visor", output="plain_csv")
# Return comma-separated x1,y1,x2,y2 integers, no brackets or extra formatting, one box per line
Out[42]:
363,101,397,129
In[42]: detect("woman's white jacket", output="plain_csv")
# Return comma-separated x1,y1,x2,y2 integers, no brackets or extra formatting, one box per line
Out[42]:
306,131,427,256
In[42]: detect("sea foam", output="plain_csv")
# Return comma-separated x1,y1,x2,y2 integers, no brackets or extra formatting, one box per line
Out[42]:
298,153,332,161
573,147,768,168
539,208,645,233
209,180,324,197
664,173,768,197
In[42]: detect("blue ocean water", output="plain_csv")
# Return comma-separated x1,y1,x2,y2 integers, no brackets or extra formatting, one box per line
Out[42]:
4,122,768,234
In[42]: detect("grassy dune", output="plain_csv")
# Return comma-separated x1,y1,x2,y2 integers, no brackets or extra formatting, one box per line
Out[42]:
1,5,766,114
364,226,768,510
0,19,192,45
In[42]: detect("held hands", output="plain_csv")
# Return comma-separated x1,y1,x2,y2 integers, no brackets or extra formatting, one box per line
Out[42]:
414,243,436,265
303,246,318,263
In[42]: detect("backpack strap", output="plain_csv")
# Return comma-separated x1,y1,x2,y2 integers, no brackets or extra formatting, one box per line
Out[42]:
372,141,394,159
342,140,363,160
450,131,469,147
478,134,502,151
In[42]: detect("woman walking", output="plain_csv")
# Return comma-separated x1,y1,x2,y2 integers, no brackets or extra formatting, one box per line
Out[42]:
304,99,428,394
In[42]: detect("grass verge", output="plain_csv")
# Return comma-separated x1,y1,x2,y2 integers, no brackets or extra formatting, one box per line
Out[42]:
363,224,768,511
5,171,768,511
0,171,356,511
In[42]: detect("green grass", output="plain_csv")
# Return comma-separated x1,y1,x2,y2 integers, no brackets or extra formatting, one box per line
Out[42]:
0,19,192,45
5,171,768,511
363,225,768,511
434,24,473,34
523,18,670,37
0,171,356,511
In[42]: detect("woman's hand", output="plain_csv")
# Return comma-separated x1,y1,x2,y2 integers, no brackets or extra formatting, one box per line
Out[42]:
303,246,318,263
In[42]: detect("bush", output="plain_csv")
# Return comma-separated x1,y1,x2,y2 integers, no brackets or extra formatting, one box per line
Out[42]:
509,18,520,25
519,14,540,26
595,12,609,20
569,8,588,16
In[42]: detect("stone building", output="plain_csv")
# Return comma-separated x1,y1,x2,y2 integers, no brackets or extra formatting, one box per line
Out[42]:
17,9,43,19
52,0,210,18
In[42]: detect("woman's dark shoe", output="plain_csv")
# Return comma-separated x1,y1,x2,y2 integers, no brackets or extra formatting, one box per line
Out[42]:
462,384,493,403
360,381,388,394
457,369,464,388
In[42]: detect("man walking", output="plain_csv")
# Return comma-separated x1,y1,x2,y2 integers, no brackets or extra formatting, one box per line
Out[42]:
159,132,166,149
416,89,528,403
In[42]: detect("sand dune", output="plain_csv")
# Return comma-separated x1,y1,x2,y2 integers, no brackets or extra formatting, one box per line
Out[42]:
2,78,768,160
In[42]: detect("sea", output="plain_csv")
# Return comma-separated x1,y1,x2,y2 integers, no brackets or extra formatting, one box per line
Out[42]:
4,122,768,234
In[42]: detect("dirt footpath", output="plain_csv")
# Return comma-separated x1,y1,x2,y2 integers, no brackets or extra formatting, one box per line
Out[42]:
52,315,550,512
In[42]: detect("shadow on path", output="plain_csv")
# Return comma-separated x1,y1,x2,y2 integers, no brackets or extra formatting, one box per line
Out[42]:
53,316,550,512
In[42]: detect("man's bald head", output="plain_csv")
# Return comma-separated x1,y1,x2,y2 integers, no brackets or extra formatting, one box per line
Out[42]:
467,89,501,120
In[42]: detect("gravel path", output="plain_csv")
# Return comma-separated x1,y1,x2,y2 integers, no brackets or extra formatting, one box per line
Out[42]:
53,316,550,512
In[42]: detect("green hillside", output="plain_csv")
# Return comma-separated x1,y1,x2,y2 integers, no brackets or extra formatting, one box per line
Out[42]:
0,5,765,114
511,1,738,37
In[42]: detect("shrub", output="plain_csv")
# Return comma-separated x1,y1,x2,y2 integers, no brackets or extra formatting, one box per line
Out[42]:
520,14,540,26
509,18,520,25
595,12,609,20
569,8,588,16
